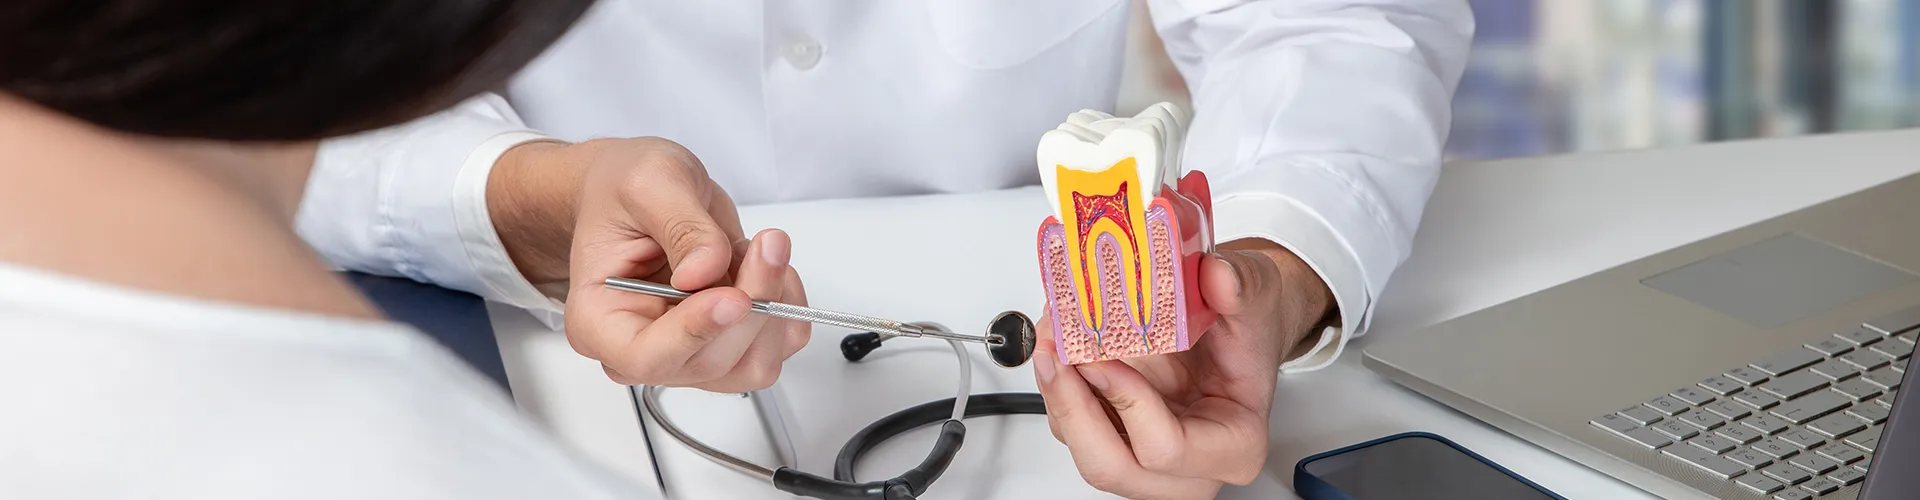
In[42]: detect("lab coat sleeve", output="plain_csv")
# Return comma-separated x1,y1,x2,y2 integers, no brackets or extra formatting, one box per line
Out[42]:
1146,0,1473,372
297,94,568,328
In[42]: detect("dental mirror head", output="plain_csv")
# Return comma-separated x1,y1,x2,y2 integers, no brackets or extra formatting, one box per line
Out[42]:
986,311,1037,368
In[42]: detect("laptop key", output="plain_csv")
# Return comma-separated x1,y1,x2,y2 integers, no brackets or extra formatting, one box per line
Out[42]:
1697,376,1743,396
1652,420,1700,440
1806,413,1866,439
1836,327,1884,346
1828,467,1867,486
1871,339,1913,360
1735,391,1782,410
1717,424,1761,444
1673,409,1725,430
1661,444,1746,479
1737,474,1786,494
1688,435,1737,454
1808,359,1860,381
1770,391,1849,424
1670,386,1715,406
1762,462,1813,484
1771,489,1812,500
1787,453,1838,474
1798,476,1841,495
1863,366,1904,391
1727,447,1774,469
1591,413,1638,433
1644,396,1689,416
1847,401,1891,424
1778,428,1825,449
1840,349,1893,370
1744,415,1791,435
1759,372,1830,400
1865,304,1920,335
1704,401,1751,420
1805,337,1853,357
1832,378,1883,401
1616,427,1673,449
1751,438,1799,459
1814,442,1864,465
1726,367,1771,385
1854,455,1871,472
1619,405,1666,425
1845,425,1883,452
1753,348,1825,376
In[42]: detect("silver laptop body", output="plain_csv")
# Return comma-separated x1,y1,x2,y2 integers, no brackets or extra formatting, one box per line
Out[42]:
1366,172,1920,499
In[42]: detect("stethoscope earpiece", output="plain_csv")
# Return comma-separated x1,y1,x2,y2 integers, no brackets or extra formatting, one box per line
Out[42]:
985,311,1037,368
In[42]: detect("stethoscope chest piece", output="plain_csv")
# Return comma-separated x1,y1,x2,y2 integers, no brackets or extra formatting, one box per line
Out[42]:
986,311,1037,368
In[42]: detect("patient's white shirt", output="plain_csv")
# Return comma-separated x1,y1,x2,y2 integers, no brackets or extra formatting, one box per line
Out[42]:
0,264,653,499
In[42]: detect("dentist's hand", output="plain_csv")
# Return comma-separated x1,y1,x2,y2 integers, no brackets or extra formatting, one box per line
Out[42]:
489,137,810,393
1032,239,1332,499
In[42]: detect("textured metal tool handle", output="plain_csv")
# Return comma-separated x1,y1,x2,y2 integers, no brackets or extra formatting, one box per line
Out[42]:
755,301,907,335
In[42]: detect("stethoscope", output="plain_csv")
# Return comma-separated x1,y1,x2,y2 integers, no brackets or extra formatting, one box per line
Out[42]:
606,277,1049,500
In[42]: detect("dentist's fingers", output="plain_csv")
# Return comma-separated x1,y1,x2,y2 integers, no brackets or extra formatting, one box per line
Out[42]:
1074,361,1185,468
1031,336,1220,499
692,253,811,393
1078,361,1267,484
610,140,736,291
564,236,668,362
604,286,751,385
683,229,793,392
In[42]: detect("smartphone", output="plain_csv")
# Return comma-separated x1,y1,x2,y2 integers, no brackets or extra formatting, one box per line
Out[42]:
1293,432,1564,500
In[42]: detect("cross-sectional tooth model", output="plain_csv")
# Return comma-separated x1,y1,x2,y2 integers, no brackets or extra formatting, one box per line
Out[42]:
1036,103,1217,365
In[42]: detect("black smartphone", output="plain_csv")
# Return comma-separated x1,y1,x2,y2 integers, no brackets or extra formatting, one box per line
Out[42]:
1293,432,1564,500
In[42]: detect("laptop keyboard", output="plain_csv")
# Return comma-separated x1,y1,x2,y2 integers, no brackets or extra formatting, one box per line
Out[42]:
1590,305,1920,499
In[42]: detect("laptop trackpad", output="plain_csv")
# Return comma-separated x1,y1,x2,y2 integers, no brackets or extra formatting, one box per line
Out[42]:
1642,233,1916,328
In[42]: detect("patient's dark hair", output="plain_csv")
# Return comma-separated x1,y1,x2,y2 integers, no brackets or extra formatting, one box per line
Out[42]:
0,0,594,140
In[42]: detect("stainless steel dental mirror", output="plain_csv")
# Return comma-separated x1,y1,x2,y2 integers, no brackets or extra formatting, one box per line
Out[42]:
603,277,1037,367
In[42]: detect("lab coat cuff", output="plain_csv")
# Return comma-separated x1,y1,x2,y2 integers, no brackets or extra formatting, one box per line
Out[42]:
1210,189,1371,374
453,131,570,329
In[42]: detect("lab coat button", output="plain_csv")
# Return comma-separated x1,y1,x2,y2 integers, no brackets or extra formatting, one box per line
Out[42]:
784,39,822,70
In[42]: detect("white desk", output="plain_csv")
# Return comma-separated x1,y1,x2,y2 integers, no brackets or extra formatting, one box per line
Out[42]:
490,129,1920,499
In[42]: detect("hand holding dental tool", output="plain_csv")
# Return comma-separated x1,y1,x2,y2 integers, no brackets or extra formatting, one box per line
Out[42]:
603,277,1036,368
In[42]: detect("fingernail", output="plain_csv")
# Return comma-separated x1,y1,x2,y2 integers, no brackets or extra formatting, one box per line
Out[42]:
1078,364,1109,391
1213,253,1244,298
678,247,713,273
712,297,749,325
1034,357,1057,383
760,231,790,267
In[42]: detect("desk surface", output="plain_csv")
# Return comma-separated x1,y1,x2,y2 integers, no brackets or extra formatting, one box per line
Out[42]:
491,129,1920,499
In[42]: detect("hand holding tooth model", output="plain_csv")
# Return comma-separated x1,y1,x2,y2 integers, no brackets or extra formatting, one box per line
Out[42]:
1029,104,1339,499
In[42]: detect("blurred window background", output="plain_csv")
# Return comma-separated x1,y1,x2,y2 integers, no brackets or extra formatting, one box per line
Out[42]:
1115,0,1920,161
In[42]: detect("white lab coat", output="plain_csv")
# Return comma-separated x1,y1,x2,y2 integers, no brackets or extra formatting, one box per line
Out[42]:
298,0,1474,373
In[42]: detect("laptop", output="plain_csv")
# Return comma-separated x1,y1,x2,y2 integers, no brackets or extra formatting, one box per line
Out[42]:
1365,171,1920,499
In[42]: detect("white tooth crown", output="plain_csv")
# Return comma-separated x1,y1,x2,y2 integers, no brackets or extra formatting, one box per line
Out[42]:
1036,102,1191,219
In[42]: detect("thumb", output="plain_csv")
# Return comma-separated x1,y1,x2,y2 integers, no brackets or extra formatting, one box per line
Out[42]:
1199,249,1283,321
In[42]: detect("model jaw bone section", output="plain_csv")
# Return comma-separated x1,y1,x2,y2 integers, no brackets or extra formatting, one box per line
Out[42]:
1036,103,1217,365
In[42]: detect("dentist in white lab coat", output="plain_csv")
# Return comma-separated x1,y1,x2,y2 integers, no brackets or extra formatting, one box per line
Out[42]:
299,1,1472,496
